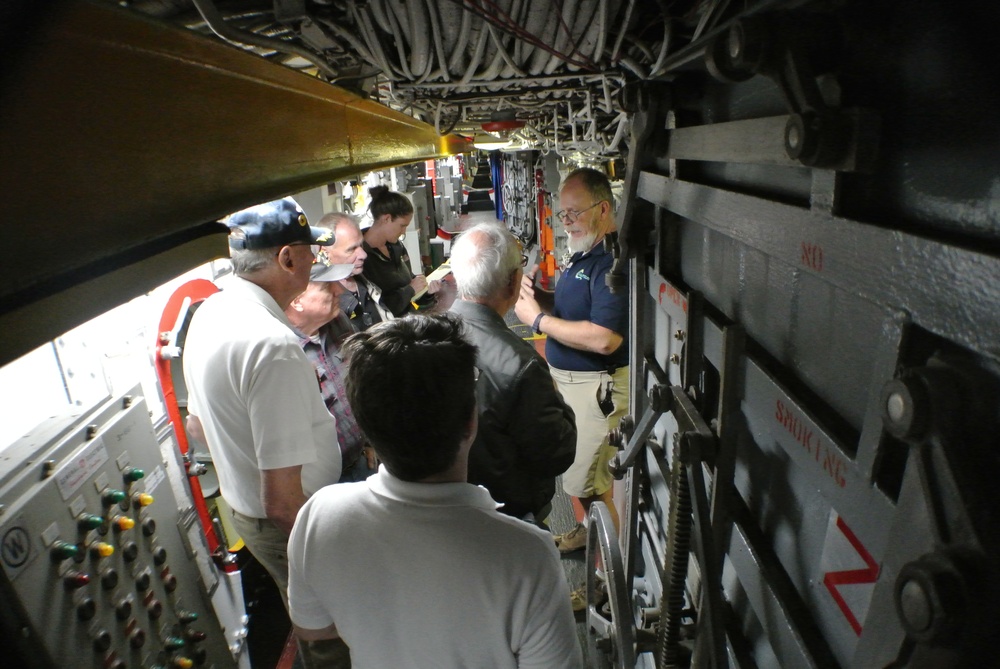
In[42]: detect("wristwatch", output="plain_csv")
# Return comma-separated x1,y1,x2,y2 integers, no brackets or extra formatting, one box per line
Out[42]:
532,313,545,335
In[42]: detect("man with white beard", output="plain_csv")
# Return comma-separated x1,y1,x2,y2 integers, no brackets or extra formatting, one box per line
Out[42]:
514,168,629,579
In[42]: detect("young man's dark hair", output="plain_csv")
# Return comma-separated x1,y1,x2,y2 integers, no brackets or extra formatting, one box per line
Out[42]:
343,314,478,481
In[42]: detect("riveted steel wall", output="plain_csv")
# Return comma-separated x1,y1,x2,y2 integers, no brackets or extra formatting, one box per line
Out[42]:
600,1,1000,667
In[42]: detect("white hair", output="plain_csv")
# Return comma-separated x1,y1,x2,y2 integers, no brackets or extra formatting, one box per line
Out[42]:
229,240,275,276
450,223,521,300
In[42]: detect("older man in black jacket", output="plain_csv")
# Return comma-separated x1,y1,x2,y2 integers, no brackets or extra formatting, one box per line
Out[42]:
449,223,577,523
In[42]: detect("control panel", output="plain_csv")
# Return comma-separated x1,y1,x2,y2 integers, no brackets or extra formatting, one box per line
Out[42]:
0,388,240,669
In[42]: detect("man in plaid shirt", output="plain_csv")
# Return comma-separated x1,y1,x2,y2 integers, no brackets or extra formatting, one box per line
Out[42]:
286,259,378,483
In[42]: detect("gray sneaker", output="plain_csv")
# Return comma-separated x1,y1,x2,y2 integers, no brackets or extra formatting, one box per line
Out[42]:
554,522,587,554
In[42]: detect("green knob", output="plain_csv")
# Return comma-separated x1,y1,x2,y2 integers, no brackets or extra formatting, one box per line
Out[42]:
123,467,145,483
77,514,104,531
178,610,199,624
102,489,127,505
51,541,79,561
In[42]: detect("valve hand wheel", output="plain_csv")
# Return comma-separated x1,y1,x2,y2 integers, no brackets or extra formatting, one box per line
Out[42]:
586,501,637,669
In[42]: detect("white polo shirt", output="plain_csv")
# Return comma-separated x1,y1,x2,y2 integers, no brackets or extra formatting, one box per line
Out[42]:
288,467,583,669
183,276,341,518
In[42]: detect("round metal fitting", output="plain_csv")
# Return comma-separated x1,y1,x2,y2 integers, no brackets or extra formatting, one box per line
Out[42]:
880,376,928,441
727,24,745,60
618,415,635,440
785,113,821,162
704,31,755,84
895,553,967,643
649,385,671,413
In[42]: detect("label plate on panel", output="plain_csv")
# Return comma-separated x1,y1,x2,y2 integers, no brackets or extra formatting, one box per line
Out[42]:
55,439,109,500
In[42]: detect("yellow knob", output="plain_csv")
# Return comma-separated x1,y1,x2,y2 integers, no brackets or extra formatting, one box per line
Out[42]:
92,542,115,558
135,493,154,507
114,516,135,531
174,658,194,669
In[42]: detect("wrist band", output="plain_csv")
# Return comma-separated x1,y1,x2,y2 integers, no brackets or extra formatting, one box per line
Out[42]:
532,313,545,335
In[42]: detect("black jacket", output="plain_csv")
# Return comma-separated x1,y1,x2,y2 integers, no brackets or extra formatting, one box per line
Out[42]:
449,300,577,519
361,240,418,317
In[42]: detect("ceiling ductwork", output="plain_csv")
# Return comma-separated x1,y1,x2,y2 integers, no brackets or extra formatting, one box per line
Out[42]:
112,0,754,159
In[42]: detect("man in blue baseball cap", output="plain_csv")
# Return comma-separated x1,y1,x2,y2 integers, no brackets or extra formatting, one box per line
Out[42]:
183,198,350,667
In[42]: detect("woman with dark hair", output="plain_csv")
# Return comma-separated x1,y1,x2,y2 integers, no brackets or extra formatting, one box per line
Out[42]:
361,185,441,317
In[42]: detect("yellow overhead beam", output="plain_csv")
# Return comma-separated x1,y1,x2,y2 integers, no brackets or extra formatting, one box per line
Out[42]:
0,1,470,366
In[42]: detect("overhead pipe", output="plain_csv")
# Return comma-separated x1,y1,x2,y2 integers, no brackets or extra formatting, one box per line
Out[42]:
604,112,628,152
350,0,405,79
315,17,379,70
544,0,601,75
397,71,622,89
528,3,557,74
649,18,673,77
407,0,432,80
601,74,614,113
379,2,414,79
189,0,338,79
486,22,526,79
422,0,451,83
459,20,490,85
446,1,473,74
593,0,609,63
506,0,530,77
366,0,392,33
543,0,579,75
610,0,636,64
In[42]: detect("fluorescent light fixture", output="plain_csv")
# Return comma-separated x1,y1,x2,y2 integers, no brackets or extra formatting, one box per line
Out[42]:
474,140,512,151
473,131,512,151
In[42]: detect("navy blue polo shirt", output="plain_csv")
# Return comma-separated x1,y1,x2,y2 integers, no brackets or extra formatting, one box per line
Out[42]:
545,243,629,371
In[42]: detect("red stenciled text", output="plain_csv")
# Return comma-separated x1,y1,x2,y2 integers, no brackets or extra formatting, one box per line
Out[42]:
658,282,688,313
774,399,846,488
801,242,824,271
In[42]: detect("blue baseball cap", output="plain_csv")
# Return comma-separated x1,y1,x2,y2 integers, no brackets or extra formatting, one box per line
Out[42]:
228,198,336,250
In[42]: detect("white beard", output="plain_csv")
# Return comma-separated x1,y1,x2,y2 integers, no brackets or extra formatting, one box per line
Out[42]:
566,229,598,254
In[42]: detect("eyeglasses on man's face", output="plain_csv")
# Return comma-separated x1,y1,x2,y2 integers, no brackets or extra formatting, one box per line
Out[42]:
555,201,603,223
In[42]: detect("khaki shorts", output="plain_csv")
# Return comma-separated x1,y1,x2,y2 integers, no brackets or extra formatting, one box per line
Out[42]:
551,365,629,498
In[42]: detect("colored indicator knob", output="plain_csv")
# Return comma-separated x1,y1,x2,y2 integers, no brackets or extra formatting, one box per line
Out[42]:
64,570,91,589
90,541,115,558
51,541,80,561
152,546,168,566
177,610,199,624
133,492,154,507
147,598,163,619
102,489,127,505
164,636,185,651
162,569,178,593
100,568,119,590
141,518,157,537
115,598,132,621
93,629,112,652
107,658,126,669
184,629,207,643
123,467,145,483
129,628,147,649
77,597,96,621
172,658,194,669
77,513,104,531
121,541,139,562
112,516,135,532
